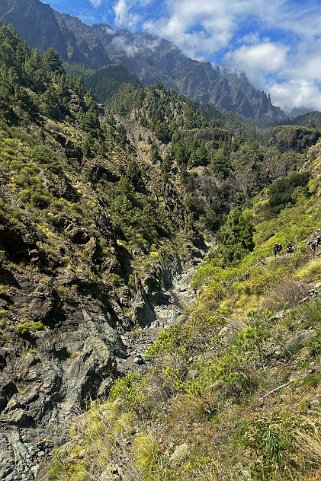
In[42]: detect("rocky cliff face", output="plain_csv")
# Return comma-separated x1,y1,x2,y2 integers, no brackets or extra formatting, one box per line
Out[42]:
0,211,187,481
0,0,110,66
268,126,321,152
0,0,285,121
92,26,284,121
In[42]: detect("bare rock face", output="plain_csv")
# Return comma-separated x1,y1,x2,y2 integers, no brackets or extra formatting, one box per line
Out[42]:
268,126,321,152
0,208,191,481
0,0,110,66
0,263,126,480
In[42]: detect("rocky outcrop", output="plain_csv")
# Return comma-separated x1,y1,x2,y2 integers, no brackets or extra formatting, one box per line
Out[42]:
268,126,321,152
0,215,196,480
0,0,110,66
0,265,125,480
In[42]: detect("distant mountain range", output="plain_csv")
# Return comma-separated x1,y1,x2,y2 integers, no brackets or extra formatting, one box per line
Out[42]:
0,0,286,121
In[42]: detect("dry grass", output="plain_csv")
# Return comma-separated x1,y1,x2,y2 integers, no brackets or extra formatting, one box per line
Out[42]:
294,418,321,471
296,257,321,282
264,279,309,309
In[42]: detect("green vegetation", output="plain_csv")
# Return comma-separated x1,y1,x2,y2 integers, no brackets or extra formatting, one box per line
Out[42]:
1,23,321,481
65,63,141,104
15,321,47,336
48,138,321,480
268,171,310,214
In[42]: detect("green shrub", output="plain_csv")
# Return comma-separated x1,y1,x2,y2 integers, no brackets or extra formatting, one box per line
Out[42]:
243,412,298,479
32,145,54,164
15,321,47,336
268,171,310,214
30,191,51,208
303,372,321,388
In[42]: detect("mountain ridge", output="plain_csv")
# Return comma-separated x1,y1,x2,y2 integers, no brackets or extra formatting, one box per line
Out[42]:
1,21,321,481
0,0,286,121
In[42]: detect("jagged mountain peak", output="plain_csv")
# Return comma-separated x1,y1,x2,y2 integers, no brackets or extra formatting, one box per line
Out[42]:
0,0,285,120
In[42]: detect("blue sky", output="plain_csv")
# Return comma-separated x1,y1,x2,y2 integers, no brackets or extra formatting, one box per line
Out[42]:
47,0,321,112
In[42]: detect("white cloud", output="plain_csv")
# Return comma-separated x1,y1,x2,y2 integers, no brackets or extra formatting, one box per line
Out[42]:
143,0,276,58
225,41,289,88
229,42,288,72
109,0,321,112
113,0,140,28
113,0,153,28
111,34,162,56
89,0,103,7
270,80,321,112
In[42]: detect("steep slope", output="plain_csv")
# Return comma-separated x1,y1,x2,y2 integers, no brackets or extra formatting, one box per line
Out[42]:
1,23,319,481
287,111,321,128
0,25,217,481
0,0,110,65
0,0,285,121
92,24,285,121
64,63,142,104
48,142,321,481
268,125,321,152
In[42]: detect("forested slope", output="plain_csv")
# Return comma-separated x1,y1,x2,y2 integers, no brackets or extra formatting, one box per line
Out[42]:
0,23,321,481
48,139,321,481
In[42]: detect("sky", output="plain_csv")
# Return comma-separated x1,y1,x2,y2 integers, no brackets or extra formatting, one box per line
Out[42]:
47,0,321,113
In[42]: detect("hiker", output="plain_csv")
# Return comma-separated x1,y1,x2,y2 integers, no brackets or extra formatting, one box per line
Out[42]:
310,239,318,257
286,242,294,254
273,243,282,257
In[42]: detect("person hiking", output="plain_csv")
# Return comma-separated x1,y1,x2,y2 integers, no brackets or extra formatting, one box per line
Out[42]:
310,239,318,257
286,242,294,254
273,243,282,257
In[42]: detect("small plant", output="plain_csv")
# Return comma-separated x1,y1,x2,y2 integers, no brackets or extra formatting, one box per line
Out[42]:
243,412,297,479
0,285,9,297
24,348,37,355
302,372,321,388
15,321,47,336
133,433,160,477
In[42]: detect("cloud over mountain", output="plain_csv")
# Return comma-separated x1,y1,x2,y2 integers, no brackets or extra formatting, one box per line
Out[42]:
11,0,321,113
106,0,321,114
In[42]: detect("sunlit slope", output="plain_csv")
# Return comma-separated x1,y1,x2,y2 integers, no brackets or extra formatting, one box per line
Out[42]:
47,143,321,480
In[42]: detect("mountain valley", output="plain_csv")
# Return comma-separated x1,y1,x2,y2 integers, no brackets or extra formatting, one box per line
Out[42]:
0,12,320,481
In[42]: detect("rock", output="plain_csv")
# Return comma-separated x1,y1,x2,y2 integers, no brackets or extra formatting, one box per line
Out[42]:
218,321,245,343
90,165,120,184
5,408,35,427
213,434,224,445
268,126,321,152
312,282,321,291
66,226,90,245
284,329,318,351
97,378,114,398
0,377,18,411
269,310,285,322
170,443,190,465
51,131,83,162
134,355,145,365
187,370,199,380
309,399,320,410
